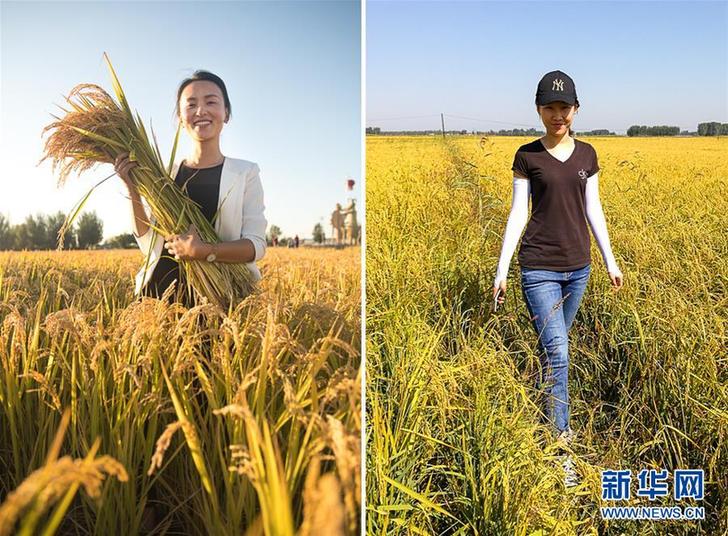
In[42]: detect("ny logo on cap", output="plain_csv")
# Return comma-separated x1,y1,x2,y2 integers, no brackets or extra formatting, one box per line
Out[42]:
578,169,588,180
553,79,564,91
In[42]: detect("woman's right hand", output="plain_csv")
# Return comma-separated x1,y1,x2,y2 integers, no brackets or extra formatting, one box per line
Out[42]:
114,153,138,189
493,280,507,305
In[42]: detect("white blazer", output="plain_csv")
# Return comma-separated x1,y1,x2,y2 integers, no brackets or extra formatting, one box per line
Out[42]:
130,157,267,296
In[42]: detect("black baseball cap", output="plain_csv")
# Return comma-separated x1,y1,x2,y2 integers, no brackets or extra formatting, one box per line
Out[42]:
536,70,579,106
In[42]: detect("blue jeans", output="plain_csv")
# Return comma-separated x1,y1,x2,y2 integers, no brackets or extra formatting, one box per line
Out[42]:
520,264,591,434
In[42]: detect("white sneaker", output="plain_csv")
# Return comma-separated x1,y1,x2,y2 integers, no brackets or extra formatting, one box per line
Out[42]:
561,454,578,488
555,429,577,487
557,427,575,445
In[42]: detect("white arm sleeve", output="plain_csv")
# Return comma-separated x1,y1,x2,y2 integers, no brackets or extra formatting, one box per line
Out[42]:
494,177,530,287
585,173,621,275
241,164,268,262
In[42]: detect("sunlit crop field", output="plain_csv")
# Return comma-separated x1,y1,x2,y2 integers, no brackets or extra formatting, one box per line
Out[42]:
0,247,360,535
366,136,727,535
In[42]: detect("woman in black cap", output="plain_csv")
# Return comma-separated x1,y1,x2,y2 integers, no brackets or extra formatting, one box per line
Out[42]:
492,70,623,486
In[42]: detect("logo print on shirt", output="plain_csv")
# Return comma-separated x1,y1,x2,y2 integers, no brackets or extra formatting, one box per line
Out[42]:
553,79,564,91
578,169,588,180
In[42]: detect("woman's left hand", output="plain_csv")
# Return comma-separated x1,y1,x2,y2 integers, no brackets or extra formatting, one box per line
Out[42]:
609,270,624,291
164,224,207,261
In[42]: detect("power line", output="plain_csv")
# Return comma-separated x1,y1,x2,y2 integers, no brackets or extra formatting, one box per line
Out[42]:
366,113,442,122
445,114,542,129
368,113,539,128
446,113,606,132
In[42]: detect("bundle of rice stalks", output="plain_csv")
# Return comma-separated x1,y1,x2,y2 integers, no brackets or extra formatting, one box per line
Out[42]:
39,52,255,309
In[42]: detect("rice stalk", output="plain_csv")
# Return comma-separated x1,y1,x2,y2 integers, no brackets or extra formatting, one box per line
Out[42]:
0,409,128,536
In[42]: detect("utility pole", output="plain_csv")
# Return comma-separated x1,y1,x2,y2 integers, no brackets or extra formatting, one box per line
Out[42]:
441,113,446,138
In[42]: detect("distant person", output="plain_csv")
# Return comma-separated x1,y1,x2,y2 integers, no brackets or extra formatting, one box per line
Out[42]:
294,234,300,248
343,199,358,245
273,235,278,247
331,204,345,245
115,70,267,306
492,70,623,487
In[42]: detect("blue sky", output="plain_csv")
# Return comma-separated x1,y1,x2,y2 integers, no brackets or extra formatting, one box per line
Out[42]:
1,0,361,241
367,0,728,133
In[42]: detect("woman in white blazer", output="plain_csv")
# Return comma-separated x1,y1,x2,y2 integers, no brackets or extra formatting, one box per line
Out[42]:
115,70,267,304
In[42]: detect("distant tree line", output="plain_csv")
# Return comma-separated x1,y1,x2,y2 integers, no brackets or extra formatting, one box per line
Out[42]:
617,123,726,136
368,121,727,137
627,125,681,136
697,122,728,136
367,127,548,136
576,129,615,136
366,129,471,136
0,211,133,251
366,127,617,136
459,128,615,136
103,233,137,249
477,128,546,136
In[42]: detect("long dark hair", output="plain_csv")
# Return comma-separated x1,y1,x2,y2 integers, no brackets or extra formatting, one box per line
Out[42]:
175,70,232,122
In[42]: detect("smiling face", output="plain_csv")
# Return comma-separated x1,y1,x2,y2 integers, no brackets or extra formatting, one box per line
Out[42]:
178,80,229,142
537,101,577,137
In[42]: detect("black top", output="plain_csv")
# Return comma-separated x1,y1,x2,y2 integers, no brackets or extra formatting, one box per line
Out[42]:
511,139,599,271
142,160,223,302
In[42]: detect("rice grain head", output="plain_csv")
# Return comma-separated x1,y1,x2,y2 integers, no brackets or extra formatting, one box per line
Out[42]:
299,458,346,536
0,455,128,536
147,421,184,477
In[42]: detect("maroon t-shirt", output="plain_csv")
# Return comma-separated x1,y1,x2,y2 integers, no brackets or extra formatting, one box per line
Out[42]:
512,138,600,271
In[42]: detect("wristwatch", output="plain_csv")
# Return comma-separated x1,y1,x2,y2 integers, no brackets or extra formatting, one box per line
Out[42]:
205,243,217,262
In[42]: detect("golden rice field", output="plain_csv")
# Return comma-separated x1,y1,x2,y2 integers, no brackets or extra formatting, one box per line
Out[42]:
366,136,727,535
0,246,360,535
